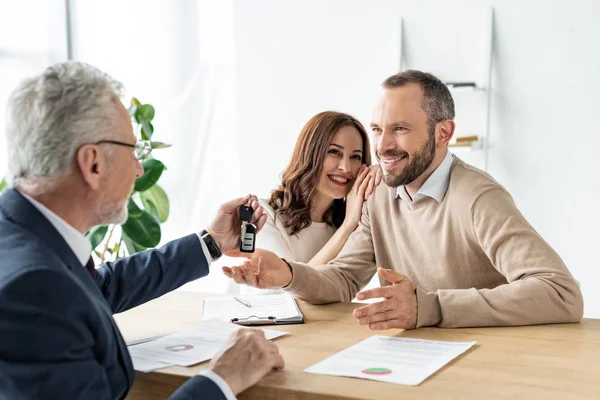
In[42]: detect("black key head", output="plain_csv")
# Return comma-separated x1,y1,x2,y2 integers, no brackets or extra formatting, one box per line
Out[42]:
238,205,253,222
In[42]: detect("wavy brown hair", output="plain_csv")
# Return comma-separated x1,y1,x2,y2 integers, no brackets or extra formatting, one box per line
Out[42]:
269,111,371,235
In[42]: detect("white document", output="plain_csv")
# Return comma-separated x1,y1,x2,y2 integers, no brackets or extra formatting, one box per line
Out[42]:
305,336,476,386
203,293,304,324
128,320,287,367
131,356,173,373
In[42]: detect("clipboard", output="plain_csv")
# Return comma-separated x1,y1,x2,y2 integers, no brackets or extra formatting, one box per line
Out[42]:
203,293,305,326
230,314,304,326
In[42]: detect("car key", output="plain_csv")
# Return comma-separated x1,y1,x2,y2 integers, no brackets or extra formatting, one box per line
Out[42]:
238,205,256,253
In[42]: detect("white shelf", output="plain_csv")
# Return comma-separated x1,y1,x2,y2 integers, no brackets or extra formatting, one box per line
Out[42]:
449,140,483,151
447,85,487,93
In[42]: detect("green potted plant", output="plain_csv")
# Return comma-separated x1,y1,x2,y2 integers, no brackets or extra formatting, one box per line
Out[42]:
86,98,171,261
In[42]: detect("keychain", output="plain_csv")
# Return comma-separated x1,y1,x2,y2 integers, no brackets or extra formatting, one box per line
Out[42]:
238,205,256,253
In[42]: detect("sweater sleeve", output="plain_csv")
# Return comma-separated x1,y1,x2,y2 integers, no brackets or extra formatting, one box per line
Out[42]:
283,203,377,304
417,188,584,328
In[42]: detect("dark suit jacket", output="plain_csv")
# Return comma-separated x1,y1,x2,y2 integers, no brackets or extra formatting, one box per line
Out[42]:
0,189,227,399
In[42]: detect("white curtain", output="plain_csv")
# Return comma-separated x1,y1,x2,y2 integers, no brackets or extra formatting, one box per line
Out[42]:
0,0,67,177
71,0,242,293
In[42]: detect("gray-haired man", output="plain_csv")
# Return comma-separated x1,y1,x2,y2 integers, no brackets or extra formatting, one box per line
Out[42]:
0,61,280,399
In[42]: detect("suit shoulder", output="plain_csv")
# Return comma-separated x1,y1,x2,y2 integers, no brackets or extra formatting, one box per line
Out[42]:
0,266,89,312
0,220,65,284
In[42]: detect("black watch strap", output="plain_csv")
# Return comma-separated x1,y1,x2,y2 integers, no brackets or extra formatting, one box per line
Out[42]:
200,230,222,262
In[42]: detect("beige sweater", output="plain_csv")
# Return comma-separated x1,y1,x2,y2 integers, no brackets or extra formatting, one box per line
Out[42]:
284,158,584,328
256,199,336,263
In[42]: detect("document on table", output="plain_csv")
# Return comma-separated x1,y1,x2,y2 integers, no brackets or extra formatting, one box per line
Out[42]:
128,319,288,368
202,293,304,325
130,357,172,373
305,336,476,386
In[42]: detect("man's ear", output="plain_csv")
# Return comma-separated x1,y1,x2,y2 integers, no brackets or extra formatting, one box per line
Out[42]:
436,120,455,147
76,144,104,190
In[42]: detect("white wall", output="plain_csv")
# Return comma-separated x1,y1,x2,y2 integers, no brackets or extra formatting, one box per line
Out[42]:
234,0,600,317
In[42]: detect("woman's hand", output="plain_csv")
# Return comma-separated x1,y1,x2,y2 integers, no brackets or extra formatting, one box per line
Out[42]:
364,164,382,200
343,165,372,230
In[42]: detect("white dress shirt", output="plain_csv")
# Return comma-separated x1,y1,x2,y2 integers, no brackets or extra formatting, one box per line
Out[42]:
20,191,235,399
396,151,455,203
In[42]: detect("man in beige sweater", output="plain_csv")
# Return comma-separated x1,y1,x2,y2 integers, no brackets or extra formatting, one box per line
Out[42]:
223,70,583,329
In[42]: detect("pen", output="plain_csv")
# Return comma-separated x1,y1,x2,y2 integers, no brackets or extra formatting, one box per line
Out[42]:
234,296,252,308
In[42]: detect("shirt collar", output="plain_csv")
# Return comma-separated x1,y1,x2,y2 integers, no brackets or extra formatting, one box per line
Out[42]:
396,151,455,203
19,191,92,267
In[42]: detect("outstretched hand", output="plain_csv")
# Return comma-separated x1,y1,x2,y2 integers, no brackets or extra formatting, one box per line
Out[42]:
222,248,293,289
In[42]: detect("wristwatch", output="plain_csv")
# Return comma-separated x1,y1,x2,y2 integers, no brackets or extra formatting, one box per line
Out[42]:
200,230,222,261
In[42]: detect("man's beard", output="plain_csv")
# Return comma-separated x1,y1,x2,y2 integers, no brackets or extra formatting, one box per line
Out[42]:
96,192,129,226
378,125,436,188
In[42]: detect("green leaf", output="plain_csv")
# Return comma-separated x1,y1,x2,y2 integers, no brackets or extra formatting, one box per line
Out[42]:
127,198,143,218
134,159,165,192
150,141,172,149
141,121,154,140
135,104,155,123
128,105,137,118
86,225,108,249
122,233,148,255
140,184,170,223
129,98,141,118
0,177,6,193
122,210,161,248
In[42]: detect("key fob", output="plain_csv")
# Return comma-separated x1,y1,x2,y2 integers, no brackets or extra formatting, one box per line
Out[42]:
238,205,253,222
239,205,256,253
240,223,256,253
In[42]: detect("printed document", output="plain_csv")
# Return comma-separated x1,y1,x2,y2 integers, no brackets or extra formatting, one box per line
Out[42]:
128,319,287,368
305,336,476,385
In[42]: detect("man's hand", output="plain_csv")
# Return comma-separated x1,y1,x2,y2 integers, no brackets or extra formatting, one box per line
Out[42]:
207,195,267,254
209,328,284,395
353,267,417,330
222,248,292,288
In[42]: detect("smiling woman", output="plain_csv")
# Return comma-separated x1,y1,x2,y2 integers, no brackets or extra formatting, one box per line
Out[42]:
242,112,379,291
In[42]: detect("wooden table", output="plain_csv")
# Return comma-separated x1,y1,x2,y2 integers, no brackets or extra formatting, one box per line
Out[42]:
115,291,600,399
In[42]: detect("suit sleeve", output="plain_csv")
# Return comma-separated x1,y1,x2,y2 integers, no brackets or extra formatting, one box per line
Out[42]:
169,375,228,400
0,268,113,399
96,234,208,314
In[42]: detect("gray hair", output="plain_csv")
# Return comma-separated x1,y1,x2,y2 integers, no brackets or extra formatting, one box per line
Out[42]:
382,70,455,129
4,61,124,193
